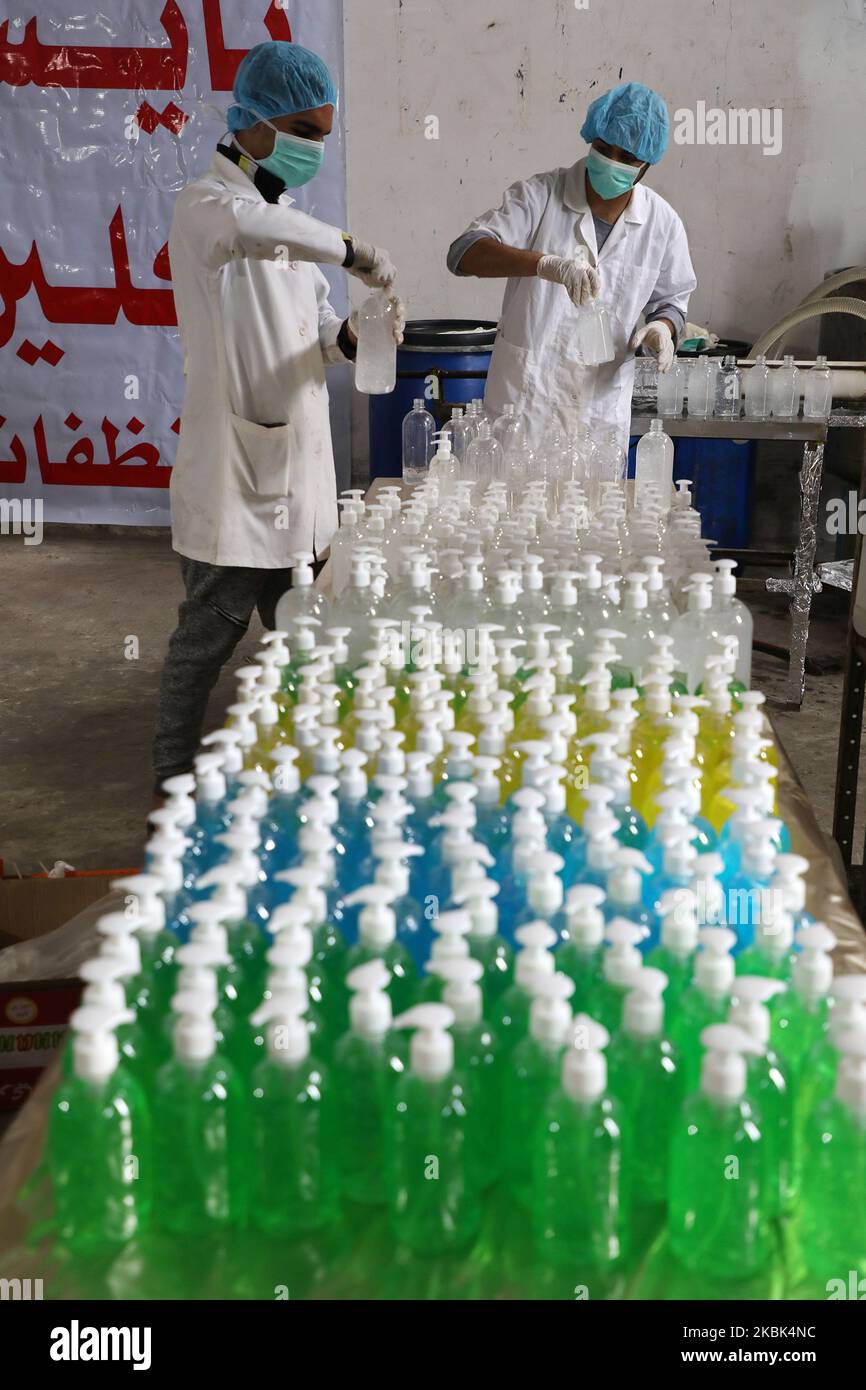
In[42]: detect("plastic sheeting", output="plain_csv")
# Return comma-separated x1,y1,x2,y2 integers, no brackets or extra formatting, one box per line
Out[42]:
0,727,863,1295
0,1,350,525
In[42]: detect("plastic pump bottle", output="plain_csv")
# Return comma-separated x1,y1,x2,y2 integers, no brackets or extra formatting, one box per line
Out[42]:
333,959,405,1205
504,971,575,1205
555,884,606,1012
728,975,793,1214
800,1024,866,1284
343,883,418,1012
595,918,645,1031
453,876,514,1006
386,1003,482,1253
671,925,738,1087
668,1023,770,1279
495,920,557,1052
646,888,700,1014
355,289,397,394
770,922,836,1073
431,956,501,1186
533,1014,628,1274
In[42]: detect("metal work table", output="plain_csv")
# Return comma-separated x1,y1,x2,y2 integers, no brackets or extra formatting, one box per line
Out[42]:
632,409,866,708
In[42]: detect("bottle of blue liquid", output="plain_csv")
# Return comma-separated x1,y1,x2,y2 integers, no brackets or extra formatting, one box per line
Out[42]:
258,746,302,870
371,840,426,965
199,726,245,800
471,756,511,856
605,847,655,942
644,827,697,925
581,825,621,891
770,853,814,931
721,827,779,952
404,750,437,847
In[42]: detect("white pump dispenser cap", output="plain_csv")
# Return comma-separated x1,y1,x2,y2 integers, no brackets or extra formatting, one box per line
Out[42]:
529,971,575,1046
658,888,700,954
429,909,473,963
432,956,485,1028
834,1026,866,1110
623,967,669,1039
393,1003,455,1081
699,1023,762,1102
562,1014,610,1102
771,853,809,914
602,918,645,987
344,883,398,949
346,958,393,1039
792,923,837,1000
453,877,500,939
110,872,167,933
70,1005,126,1082
563,884,607,948
606,848,653,911
514,921,557,988
694,926,737,995
728,975,786,1048
171,990,218,1063
255,990,311,1065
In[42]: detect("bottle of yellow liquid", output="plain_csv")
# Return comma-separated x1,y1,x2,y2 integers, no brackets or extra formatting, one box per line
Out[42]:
456,672,497,737
630,677,674,804
511,673,556,749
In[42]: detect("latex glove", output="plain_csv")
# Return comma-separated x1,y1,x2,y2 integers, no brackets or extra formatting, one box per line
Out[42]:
347,236,397,289
630,320,675,373
348,292,406,345
536,254,601,307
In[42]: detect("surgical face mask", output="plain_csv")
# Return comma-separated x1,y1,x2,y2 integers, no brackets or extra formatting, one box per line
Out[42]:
586,147,642,201
250,113,325,187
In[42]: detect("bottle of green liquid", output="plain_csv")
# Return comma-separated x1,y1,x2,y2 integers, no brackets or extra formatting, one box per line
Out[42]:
795,977,866,1168
494,921,558,1053
454,877,514,1008
71,958,148,1079
343,883,418,1013
594,918,645,1033
799,1024,866,1284
249,990,340,1237
646,887,699,1017
770,923,836,1076
504,972,574,1206
152,990,247,1234
186,903,250,1015
670,926,737,1089
110,872,177,1015
194,860,268,1009
728,975,793,1215
272,866,348,1016
159,941,236,1067
430,956,502,1190
533,1014,629,1274
333,960,406,1206
735,907,795,981
668,1023,771,1279
262,927,330,1060
50,1005,151,1253
554,884,606,1012
418,909,473,1003
385,1003,482,1255
608,966,681,1210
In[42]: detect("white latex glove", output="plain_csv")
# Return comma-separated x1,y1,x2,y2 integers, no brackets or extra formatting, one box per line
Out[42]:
346,236,397,289
630,320,675,373
536,254,601,307
348,292,406,345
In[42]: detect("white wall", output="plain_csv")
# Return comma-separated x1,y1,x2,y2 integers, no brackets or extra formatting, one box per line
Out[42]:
343,0,866,471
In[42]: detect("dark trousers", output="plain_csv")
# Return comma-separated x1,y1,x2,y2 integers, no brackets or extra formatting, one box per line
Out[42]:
151,557,301,791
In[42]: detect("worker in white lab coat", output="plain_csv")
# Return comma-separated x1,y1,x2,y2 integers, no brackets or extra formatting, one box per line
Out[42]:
448,82,696,451
152,42,403,790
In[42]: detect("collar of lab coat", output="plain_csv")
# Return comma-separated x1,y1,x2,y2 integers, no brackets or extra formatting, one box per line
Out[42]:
209,149,296,207
563,155,647,225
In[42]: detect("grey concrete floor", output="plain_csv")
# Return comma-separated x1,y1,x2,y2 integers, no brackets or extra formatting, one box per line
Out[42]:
0,526,863,877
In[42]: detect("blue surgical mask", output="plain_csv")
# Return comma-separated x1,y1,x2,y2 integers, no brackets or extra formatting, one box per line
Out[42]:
251,113,324,187
586,147,642,201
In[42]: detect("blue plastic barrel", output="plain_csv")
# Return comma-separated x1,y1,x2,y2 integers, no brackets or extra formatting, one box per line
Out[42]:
627,435,755,549
369,318,497,479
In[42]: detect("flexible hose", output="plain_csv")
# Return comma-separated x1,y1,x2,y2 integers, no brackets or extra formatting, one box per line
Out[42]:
748,297,866,360
797,265,866,308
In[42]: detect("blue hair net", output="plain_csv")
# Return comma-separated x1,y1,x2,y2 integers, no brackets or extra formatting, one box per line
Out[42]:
227,41,337,132
580,82,669,164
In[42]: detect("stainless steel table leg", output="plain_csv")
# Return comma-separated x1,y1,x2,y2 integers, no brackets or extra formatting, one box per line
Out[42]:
766,438,825,707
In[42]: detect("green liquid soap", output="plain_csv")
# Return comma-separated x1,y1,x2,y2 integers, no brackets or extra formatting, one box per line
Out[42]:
111,872,178,1016
50,1006,151,1253
794,982,866,1182
735,909,795,982
435,956,503,1190
533,1015,628,1275
670,926,737,1089
729,975,793,1215
343,884,418,1015
504,972,574,1206
770,923,835,1077
266,918,338,1058
249,993,339,1238
71,958,150,1080
668,1023,771,1280
607,967,682,1209
645,886,699,1018
456,877,513,1009
152,992,247,1234
386,1004,482,1255
333,960,407,1206
554,884,606,1014
593,917,645,1033
495,921,558,1054
799,1025,866,1284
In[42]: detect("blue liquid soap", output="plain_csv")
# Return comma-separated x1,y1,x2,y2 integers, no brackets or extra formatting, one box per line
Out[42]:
471,757,512,857
494,788,549,881
605,848,655,944
644,827,698,927
257,747,303,872
721,830,778,953
371,841,426,967
770,853,814,932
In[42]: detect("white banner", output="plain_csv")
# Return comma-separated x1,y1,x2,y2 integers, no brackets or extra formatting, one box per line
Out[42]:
0,0,349,526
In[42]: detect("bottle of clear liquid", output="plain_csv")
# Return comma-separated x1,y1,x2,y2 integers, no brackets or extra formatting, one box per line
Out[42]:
769,354,801,420
355,290,397,394
402,398,436,485
464,419,503,488
744,354,771,420
634,418,674,510
655,359,684,417
274,551,330,632
577,300,615,365
711,559,753,687
802,354,833,420
687,357,713,419
714,355,742,418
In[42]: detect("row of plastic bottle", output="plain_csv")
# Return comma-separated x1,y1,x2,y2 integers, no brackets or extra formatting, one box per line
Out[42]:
48,613,864,1290
641,353,833,422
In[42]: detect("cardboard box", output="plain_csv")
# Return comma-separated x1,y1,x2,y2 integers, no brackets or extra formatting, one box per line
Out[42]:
0,874,118,1111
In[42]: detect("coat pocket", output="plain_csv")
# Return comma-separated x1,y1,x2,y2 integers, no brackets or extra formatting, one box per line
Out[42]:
485,334,532,415
226,413,293,497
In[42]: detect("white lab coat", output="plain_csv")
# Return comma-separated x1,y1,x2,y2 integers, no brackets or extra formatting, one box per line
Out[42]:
453,157,696,451
168,151,351,568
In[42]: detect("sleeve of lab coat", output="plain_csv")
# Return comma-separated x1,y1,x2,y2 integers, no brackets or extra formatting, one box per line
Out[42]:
314,268,352,365
447,174,551,274
642,214,697,327
180,186,349,271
